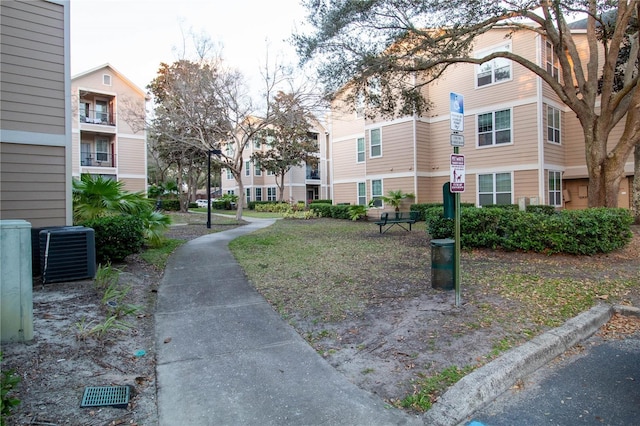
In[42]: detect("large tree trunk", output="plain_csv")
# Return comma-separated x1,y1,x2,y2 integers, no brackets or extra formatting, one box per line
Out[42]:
634,143,640,224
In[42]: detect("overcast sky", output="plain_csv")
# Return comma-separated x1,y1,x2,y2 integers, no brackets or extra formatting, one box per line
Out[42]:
70,0,308,91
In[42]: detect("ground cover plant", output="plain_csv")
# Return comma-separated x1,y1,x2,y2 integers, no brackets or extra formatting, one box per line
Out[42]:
230,218,640,410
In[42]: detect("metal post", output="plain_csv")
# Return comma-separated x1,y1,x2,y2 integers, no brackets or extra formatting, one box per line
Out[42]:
454,146,461,307
206,151,212,229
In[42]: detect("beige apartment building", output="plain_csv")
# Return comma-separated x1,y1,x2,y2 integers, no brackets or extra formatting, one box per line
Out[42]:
0,0,72,228
71,64,148,192
329,27,635,213
222,121,331,205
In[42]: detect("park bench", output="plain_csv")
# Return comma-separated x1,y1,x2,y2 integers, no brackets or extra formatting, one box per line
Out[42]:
374,211,419,234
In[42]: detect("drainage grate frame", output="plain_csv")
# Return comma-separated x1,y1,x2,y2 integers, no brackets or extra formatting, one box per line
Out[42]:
81,386,130,408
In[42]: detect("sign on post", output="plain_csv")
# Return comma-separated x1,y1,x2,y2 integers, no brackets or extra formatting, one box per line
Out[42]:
450,154,465,192
450,92,464,132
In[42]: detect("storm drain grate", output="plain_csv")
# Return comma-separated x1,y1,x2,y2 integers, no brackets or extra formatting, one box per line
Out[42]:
81,386,130,408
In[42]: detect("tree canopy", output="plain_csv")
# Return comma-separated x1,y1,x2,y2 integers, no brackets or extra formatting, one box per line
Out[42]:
295,0,639,208
251,91,319,202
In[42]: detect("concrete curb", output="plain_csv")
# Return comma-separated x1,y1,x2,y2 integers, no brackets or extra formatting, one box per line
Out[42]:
422,303,614,426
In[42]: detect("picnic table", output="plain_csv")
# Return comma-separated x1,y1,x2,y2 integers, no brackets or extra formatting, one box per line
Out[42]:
374,211,419,234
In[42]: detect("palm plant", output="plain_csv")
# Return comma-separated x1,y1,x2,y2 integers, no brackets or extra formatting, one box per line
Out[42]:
73,174,171,244
381,189,415,212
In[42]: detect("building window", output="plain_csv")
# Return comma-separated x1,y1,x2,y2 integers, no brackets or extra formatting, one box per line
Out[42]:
357,137,365,163
371,179,383,207
254,163,262,176
246,188,251,203
547,106,561,144
355,92,364,118
226,168,233,180
103,74,112,86
476,43,512,87
357,182,367,205
255,187,262,201
478,109,511,147
253,138,261,149
370,128,382,158
95,100,108,123
96,137,109,162
245,161,251,176
549,170,562,206
267,187,277,201
478,172,512,206
226,190,235,195
546,41,559,82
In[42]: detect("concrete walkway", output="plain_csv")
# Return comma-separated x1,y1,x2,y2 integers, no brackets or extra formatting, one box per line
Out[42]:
155,216,421,425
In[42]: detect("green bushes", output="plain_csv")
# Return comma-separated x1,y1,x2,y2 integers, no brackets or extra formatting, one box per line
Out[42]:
82,215,145,263
425,206,633,255
160,199,181,211
309,202,351,219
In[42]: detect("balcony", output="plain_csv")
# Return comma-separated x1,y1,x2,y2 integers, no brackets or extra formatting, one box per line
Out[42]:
306,165,320,180
80,109,116,126
81,152,116,168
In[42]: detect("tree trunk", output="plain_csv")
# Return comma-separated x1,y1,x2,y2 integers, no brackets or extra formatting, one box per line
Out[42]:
634,143,640,224
235,172,244,221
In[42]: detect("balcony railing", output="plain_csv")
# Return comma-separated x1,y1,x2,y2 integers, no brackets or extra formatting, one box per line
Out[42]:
81,153,116,167
306,167,320,180
80,109,116,126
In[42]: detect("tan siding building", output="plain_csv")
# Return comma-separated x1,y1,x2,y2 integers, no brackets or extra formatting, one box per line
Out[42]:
222,121,330,206
329,27,635,213
71,64,148,193
0,0,71,227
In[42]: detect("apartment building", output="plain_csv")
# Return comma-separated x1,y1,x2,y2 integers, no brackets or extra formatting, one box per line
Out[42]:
329,27,635,213
71,64,148,192
0,0,72,228
222,121,331,206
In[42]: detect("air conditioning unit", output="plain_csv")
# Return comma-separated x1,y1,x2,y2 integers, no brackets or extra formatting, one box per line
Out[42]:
39,227,96,284
31,226,83,277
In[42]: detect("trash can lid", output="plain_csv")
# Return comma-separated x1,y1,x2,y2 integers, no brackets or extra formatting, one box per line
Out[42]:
431,238,455,245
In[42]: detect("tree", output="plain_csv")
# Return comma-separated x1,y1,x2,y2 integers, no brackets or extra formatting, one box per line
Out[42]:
251,91,319,202
147,55,286,220
381,189,415,212
295,0,639,208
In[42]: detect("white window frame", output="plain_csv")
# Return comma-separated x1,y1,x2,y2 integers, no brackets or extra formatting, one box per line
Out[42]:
548,170,562,206
103,74,112,86
369,128,382,158
371,179,383,207
226,168,233,180
254,163,262,176
546,41,559,82
246,187,251,203
357,182,367,206
255,187,262,201
95,137,109,162
475,42,512,88
357,137,365,163
245,161,251,176
477,109,512,147
478,172,512,206
267,187,277,201
547,105,561,144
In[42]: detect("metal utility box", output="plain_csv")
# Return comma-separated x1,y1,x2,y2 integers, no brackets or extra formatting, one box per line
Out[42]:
1,220,34,342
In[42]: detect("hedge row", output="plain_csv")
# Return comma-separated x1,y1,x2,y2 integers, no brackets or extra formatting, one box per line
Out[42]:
424,206,633,255
309,202,351,219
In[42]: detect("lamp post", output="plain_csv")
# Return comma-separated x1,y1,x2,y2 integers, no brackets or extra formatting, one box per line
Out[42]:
207,149,222,229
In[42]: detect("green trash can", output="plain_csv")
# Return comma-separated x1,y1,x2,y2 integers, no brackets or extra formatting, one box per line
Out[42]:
431,238,454,290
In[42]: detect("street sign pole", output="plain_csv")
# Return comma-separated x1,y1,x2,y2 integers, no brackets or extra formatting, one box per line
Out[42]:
450,92,464,307
454,147,461,307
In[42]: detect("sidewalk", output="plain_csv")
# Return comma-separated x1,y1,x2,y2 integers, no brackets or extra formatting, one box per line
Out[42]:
154,216,422,425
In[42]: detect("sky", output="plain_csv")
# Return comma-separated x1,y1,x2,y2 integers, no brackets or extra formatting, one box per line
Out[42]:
70,0,309,91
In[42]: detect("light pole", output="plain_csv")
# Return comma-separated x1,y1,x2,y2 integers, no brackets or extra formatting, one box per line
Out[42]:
207,149,222,229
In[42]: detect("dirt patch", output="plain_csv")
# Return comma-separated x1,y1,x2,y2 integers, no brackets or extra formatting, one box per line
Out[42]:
1,217,638,424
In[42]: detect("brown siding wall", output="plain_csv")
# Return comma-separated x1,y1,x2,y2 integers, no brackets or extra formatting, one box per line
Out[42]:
0,143,67,226
0,0,66,135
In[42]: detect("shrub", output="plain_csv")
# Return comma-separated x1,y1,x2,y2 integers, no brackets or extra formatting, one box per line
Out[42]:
425,206,632,255
82,215,145,263
1,352,21,423
160,199,180,211
309,202,333,217
526,204,556,215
